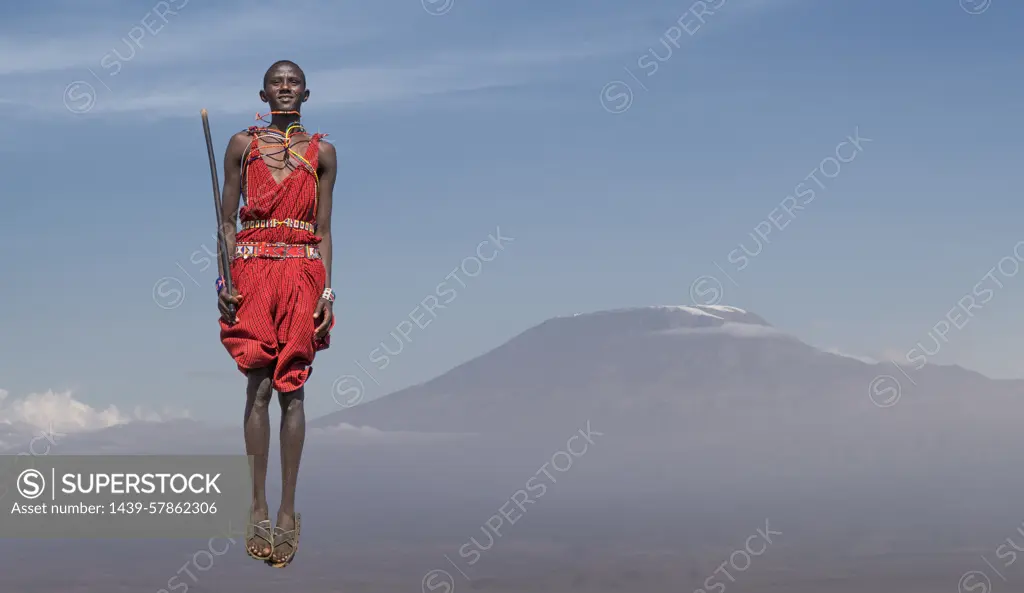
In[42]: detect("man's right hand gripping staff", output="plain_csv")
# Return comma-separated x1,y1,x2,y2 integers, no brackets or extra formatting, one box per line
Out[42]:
216,276,242,324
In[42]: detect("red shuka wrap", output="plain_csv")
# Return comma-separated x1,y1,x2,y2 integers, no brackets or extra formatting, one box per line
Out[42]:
219,128,333,392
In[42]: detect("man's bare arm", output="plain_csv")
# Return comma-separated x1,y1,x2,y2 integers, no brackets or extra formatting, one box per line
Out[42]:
216,132,250,283
312,139,337,337
315,140,337,289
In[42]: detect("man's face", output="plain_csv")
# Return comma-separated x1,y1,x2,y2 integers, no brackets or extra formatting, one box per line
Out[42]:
262,64,307,111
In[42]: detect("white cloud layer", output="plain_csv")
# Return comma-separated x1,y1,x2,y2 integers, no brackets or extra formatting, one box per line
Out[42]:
0,388,190,434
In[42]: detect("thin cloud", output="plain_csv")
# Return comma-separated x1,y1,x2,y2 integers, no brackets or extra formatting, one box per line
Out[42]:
0,2,376,77
29,45,615,118
310,421,475,443
656,322,789,338
0,0,664,119
823,348,878,365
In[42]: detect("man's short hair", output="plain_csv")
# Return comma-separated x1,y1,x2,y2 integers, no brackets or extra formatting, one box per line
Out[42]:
263,60,306,88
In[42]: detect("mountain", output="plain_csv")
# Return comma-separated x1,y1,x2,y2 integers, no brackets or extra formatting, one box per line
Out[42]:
20,304,1024,484
6,305,1024,593
298,304,1024,501
310,304,1024,437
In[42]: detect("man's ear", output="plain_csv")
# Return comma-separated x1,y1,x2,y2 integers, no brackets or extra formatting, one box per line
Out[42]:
259,90,269,103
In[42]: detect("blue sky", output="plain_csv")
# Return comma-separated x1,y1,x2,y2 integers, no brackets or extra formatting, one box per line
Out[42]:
1,0,1022,424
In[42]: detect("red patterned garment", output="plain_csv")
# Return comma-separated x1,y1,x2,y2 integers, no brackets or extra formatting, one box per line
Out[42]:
219,128,333,392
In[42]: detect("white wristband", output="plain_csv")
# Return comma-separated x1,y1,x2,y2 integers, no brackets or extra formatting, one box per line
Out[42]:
321,288,335,302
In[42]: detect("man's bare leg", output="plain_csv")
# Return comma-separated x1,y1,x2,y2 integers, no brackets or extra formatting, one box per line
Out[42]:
271,386,305,563
244,367,274,557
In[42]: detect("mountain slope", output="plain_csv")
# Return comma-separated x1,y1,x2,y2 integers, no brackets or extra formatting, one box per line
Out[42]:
309,305,1024,436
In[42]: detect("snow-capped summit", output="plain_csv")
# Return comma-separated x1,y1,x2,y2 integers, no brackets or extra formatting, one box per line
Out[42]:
560,304,770,331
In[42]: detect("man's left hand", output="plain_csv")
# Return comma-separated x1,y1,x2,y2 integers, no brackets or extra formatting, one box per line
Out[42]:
313,298,333,339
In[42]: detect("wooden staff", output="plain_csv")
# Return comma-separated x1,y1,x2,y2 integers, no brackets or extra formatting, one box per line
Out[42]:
200,109,235,315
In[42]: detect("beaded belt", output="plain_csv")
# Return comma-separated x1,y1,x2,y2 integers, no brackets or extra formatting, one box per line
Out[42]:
241,218,316,233
235,242,321,260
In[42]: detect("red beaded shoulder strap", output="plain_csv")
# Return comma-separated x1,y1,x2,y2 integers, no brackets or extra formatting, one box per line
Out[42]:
308,133,327,169
305,133,328,219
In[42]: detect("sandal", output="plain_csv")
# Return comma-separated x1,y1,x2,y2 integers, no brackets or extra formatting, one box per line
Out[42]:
245,519,274,561
266,513,301,568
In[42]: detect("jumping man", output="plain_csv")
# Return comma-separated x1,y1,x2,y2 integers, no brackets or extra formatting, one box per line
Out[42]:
215,60,337,567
